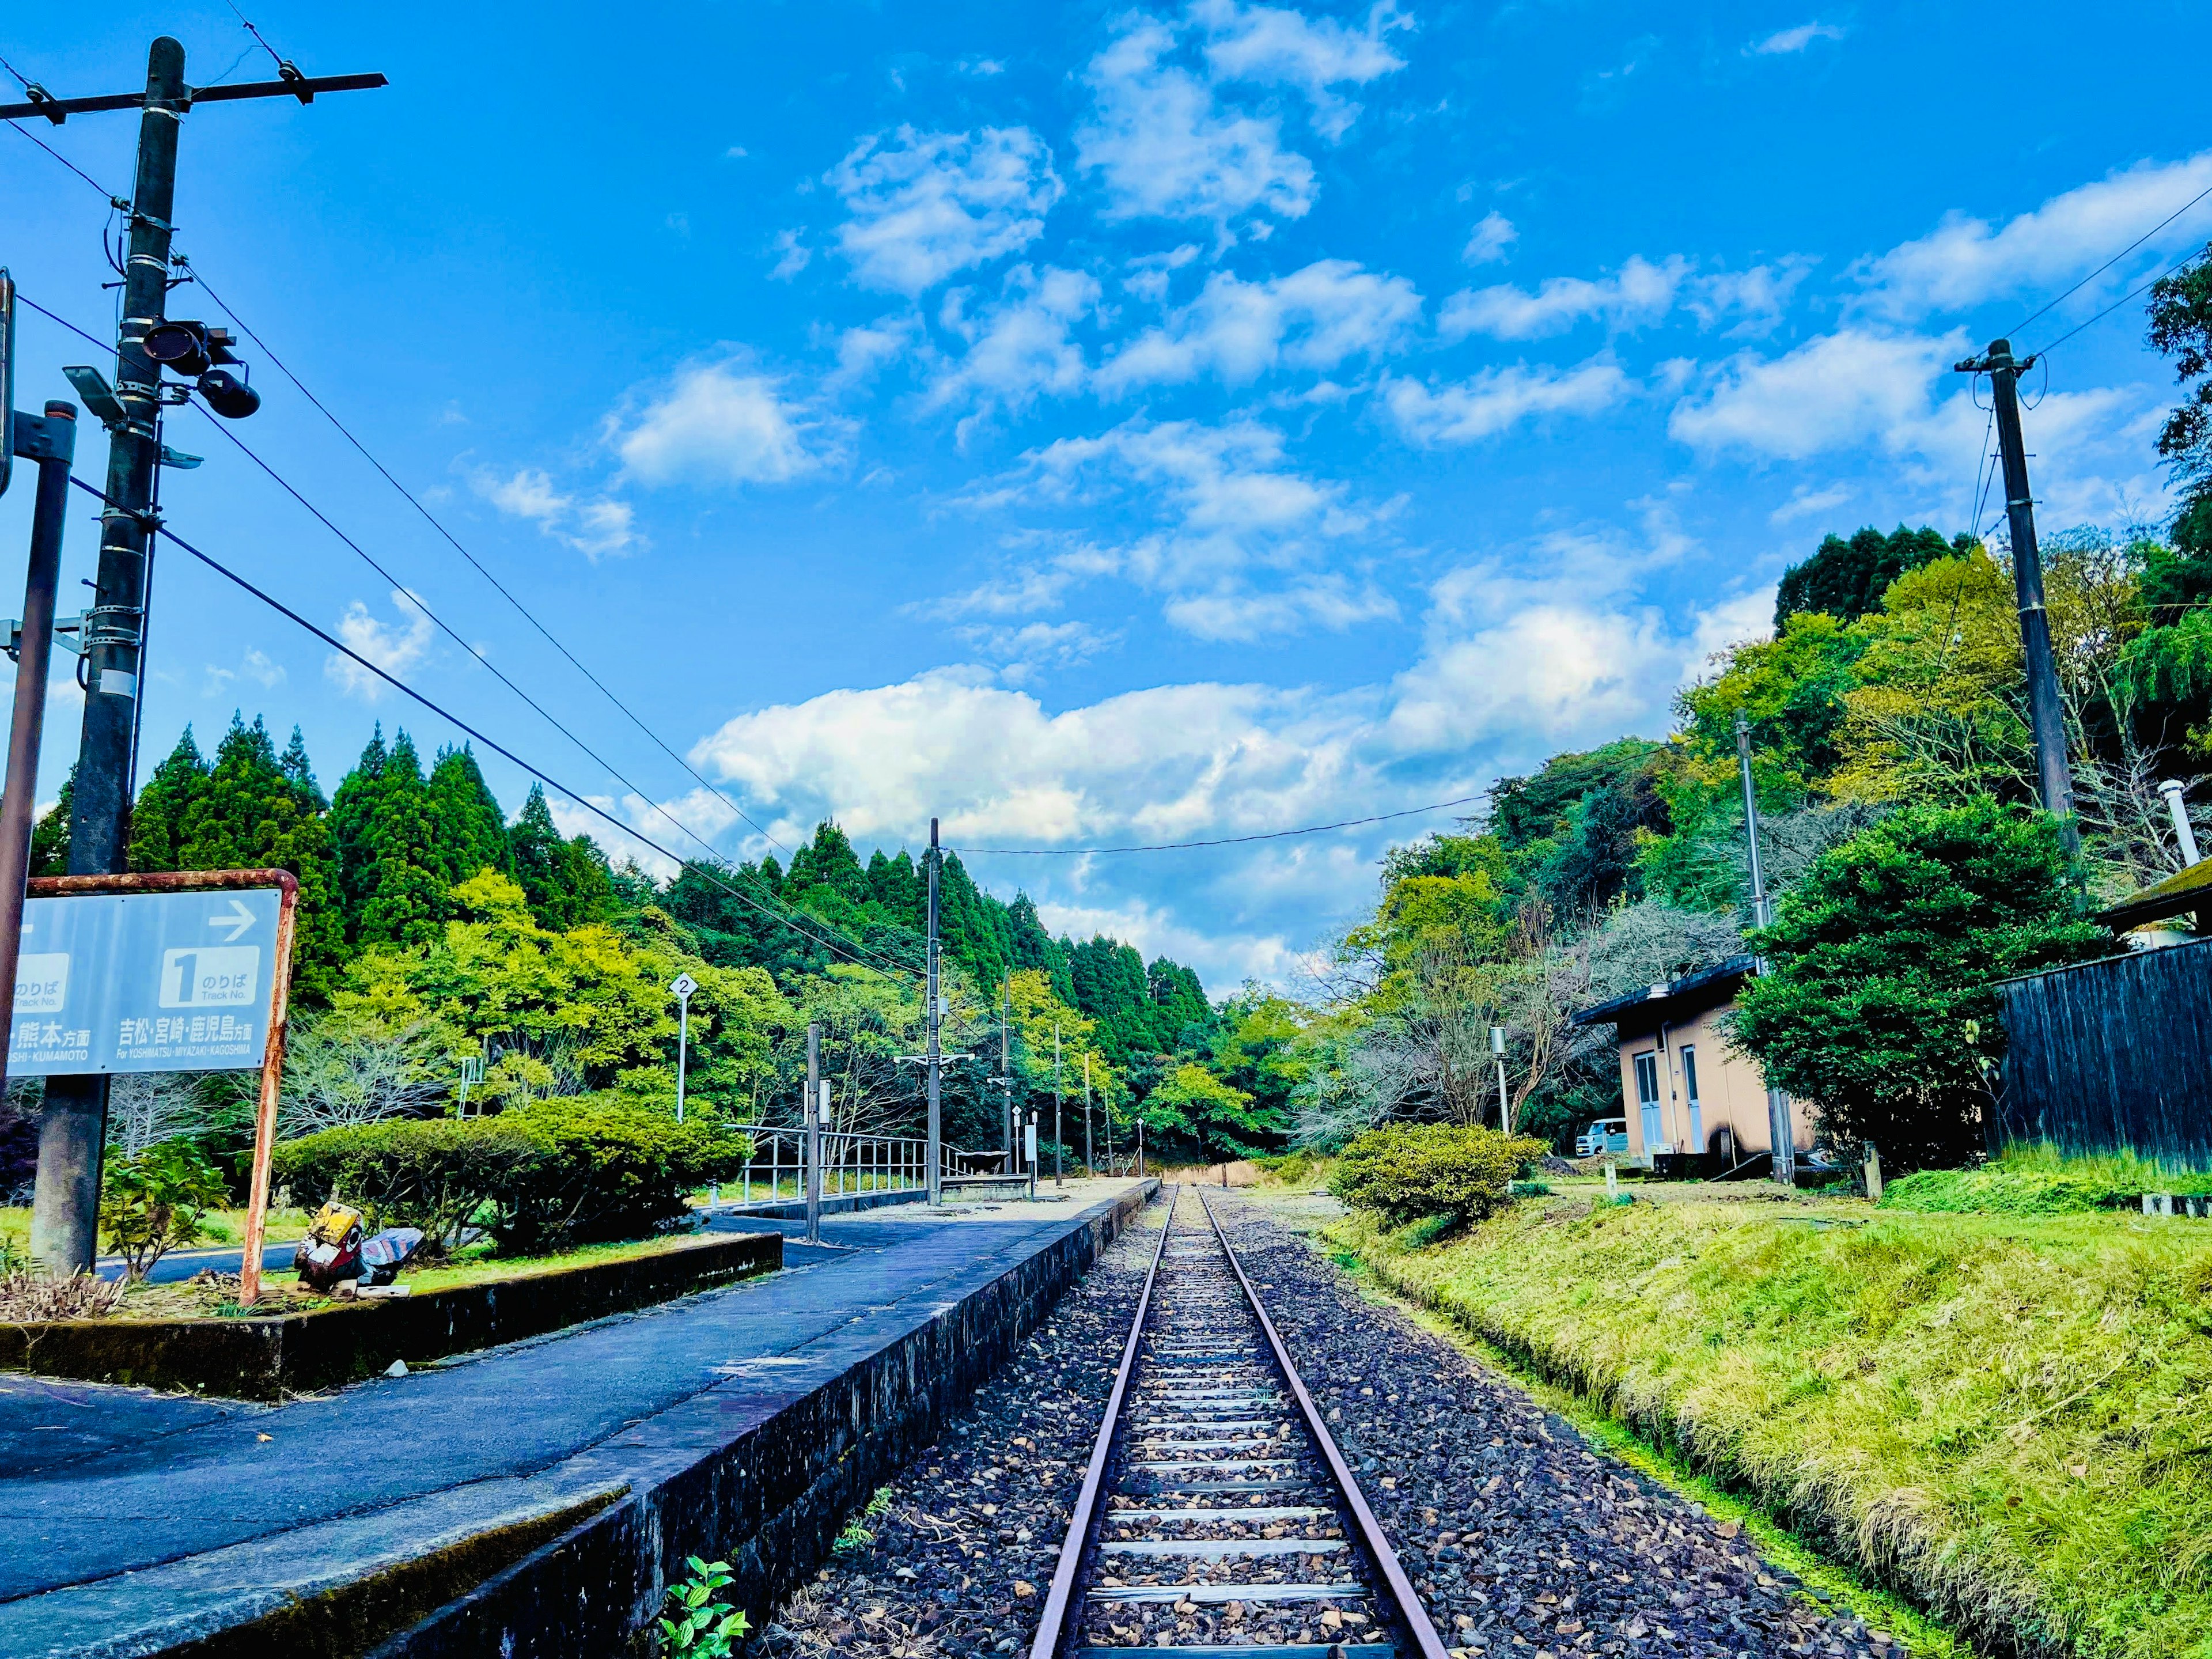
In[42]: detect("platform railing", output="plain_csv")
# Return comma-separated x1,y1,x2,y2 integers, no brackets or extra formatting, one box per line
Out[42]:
715,1126,980,1210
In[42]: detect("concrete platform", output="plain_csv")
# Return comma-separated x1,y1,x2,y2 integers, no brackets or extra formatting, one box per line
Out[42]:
0,1176,1158,1658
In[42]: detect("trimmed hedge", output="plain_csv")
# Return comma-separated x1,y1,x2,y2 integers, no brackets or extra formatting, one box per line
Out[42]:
273,1097,752,1252
1330,1123,1550,1226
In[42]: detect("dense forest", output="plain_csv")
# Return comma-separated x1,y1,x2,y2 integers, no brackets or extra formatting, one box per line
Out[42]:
12,718,1293,1191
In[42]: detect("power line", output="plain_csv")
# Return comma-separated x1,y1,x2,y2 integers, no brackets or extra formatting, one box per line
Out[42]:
2007,179,2212,340
948,794,1488,856
3,120,128,207
62,474,915,982
175,257,790,855
218,0,291,75
17,286,900,976
2027,240,2210,359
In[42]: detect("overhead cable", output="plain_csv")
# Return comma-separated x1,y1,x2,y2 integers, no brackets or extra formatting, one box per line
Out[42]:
948,795,1488,856
59,474,912,982
176,257,790,854
2006,179,2212,340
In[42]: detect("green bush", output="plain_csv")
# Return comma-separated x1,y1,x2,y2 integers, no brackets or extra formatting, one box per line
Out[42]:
102,1139,230,1281
1882,1145,2212,1215
1330,1123,1550,1226
272,1099,753,1253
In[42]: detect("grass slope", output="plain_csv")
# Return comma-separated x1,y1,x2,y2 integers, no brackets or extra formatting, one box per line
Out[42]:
1329,1194,2212,1658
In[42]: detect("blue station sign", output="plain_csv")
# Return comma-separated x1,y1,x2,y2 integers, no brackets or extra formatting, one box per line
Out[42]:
7,887,286,1074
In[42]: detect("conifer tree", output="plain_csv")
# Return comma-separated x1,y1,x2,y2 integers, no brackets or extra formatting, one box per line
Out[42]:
29,767,73,877
509,783,614,931
128,728,208,873
331,727,446,948
427,744,512,888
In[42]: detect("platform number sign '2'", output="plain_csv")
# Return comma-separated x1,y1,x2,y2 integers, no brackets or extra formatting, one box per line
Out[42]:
7,889,285,1074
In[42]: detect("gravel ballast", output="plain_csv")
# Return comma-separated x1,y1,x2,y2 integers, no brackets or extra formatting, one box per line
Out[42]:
756,1188,1907,1659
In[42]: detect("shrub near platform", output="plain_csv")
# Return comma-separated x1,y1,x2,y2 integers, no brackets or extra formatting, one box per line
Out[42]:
1329,1192,2212,1659
1330,1123,1549,1226
273,1097,751,1252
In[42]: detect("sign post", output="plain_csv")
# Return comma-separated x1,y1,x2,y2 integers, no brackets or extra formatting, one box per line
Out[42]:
669,972,698,1124
13,870,298,1295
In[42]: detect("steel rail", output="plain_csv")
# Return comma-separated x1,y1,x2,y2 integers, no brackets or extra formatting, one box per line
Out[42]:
1031,1185,1179,1659
1196,1190,1453,1659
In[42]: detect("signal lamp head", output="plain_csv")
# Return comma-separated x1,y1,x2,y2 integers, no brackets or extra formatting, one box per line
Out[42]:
143,321,239,379
196,365,261,419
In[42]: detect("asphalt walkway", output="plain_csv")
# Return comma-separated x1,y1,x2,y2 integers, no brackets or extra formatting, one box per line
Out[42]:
0,1178,1141,1657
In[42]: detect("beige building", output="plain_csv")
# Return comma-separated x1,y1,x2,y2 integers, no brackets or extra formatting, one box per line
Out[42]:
1573,955,1815,1172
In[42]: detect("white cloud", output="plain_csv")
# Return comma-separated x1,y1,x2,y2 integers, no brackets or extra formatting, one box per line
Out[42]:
1666,328,1961,460
1099,259,1421,392
970,416,1393,639
828,126,1062,294
1462,210,1517,266
956,619,1120,682
930,265,1100,421
1685,259,1816,335
1768,482,1853,523
472,467,639,558
1382,359,1631,444
1747,21,1845,55
1075,16,1316,232
1440,255,1685,340
616,362,828,487
1122,243,1205,302
1192,0,1411,141
327,589,434,700
1861,151,2212,320
769,228,811,281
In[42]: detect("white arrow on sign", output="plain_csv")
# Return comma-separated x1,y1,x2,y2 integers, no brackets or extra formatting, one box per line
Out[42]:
209,899,257,942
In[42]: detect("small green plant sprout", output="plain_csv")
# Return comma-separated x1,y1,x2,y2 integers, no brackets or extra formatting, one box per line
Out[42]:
658,1557,747,1658
834,1485,897,1552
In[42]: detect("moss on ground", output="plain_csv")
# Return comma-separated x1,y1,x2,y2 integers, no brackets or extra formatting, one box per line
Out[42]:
1883,1144,2212,1215
1326,1192,2212,1659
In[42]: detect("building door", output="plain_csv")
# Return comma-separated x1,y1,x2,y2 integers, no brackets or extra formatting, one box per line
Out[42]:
1633,1051,1662,1155
1680,1045,1704,1152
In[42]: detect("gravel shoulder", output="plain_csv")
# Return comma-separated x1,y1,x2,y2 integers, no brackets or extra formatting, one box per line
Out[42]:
756,1187,1904,1659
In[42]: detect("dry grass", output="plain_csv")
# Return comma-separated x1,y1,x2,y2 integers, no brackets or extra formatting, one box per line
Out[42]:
0,1272,126,1321
1330,1193,2212,1659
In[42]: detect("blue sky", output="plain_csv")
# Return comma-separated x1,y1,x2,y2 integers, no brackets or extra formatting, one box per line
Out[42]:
3,1,2209,990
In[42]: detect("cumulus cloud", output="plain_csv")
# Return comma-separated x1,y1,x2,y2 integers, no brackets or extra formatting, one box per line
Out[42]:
472,467,638,558
1075,16,1316,232
1666,328,1961,460
929,265,1101,421
326,589,434,700
769,228,811,281
1099,259,1421,392
1382,359,1631,444
1860,151,2212,320
828,125,1063,293
616,362,828,487
1463,210,1517,266
1440,255,1685,340
1747,21,1845,54
1192,0,1411,141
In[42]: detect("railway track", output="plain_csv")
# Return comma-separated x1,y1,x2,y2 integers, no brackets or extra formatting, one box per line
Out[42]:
1031,1186,1451,1659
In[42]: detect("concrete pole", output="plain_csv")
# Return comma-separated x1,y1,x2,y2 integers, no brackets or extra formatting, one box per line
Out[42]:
34,37,187,1275
0,400,78,1094
673,994,689,1123
925,819,941,1204
805,1021,821,1244
1736,713,1797,1188
1082,1052,1093,1175
2160,780,2201,865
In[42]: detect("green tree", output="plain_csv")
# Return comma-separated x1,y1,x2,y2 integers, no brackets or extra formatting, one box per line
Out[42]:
2148,245,2212,498
128,728,207,873
508,783,614,932
1138,1062,1272,1161
427,744,513,889
1774,525,1963,628
331,726,449,949
1731,797,2113,1169
29,766,72,877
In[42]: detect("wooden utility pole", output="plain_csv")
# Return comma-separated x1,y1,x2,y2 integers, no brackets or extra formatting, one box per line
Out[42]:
1955,338,2078,849
1736,713,1797,1188
3,38,384,1272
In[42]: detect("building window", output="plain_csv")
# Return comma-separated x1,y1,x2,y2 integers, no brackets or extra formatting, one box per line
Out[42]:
1680,1045,1703,1152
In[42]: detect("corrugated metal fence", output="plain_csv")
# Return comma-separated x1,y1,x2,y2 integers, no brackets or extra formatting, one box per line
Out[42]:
1998,941,2212,1160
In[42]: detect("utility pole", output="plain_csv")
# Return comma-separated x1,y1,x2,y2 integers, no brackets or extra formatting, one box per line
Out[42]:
0,270,79,1097
1955,338,2077,850
1052,1022,1063,1187
1001,978,1014,1169
5,37,383,1274
1736,713,1796,1188
925,819,941,1202
1082,1052,1093,1176
805,1021,821,1245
